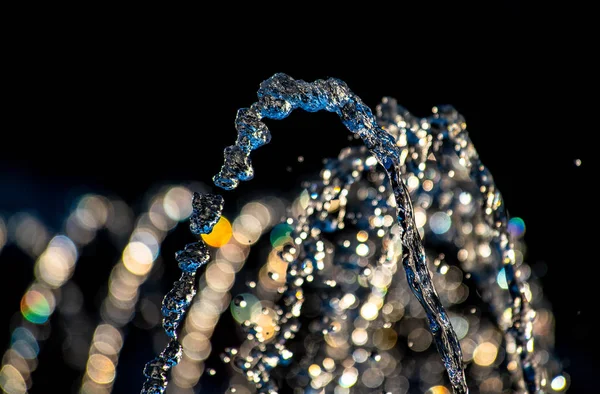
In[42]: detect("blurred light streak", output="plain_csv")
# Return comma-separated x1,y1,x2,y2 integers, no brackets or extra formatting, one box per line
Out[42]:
171,199,277,391
80,186,193,393
0,195,110,393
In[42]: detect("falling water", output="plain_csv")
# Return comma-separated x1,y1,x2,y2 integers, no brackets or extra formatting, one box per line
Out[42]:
0,74,565,394
139,73,562,393
209,74,470,393
141,193,224,393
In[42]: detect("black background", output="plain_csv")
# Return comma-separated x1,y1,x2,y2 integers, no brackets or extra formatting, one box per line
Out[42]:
1,4,596,393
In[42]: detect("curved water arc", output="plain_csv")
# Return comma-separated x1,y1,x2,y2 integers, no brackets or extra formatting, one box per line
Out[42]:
213,73,468,393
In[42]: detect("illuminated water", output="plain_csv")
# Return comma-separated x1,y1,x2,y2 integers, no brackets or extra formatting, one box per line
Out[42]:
0,74,567,394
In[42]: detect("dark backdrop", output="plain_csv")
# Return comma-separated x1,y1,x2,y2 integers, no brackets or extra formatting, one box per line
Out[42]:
1,4,595,393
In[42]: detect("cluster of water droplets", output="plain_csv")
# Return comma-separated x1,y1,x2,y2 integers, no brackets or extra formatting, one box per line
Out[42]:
212,74,468,393
377,98,539,392
141,74,562,393
141,193,224,393
216,134,562,392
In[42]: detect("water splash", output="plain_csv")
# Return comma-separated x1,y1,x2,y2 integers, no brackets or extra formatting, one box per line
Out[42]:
377,100,539,392
213,74,468,393
140,192,223,394
135,74,557,393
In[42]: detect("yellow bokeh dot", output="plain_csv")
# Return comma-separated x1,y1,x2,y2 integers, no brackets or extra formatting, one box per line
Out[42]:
425,386,450,394
86,354,116,384
308,364,322,377
473,341,498,366
551,375,567,391
201,216,232,247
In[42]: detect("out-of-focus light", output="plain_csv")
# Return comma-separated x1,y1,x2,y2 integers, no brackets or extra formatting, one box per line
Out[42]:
425,386,450,394
473,341,498,366
459,192,472,205
373,328,397,350
339,367,358,388
251,309,277,342
360,303,378,321
232,215,262,245
430,211,451,235
371,267,392,289
356,230,368,242
269,223,293,248
308,364,322,377
217,243,248,265
414,208,427,228
86,354,116,384
407,328,432,352
0,364,27,394
76,195,109,230
460,338,476,362
449,315,469,340
507,217,526,238
497,268,508,290
11,213,49,256
298,189,311,211
574,159,582,167
323,358,335,371
407,175,419,191
361,368,384,388
181,332,211,361
241,201,272,229
230,293,260,323
422,179,434,192
206,261,235,292
551,375,567,391
20,289,53,324
201,216,232,248
91,325,123,358
171,358,203,388
130,229,160,260
36,235,77,288
10,328,39,357
382,300,404,322
340,293,356,309
478,244,492,258
351,329,368,346
356,243,369,257
147,197,173,232
163,186,193,221
365,156,377,167
11,340,37,360
122,242,153,276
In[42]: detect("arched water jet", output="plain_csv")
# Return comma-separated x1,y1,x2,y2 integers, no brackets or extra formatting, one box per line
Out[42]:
211,74,468,393
140,74,548,394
